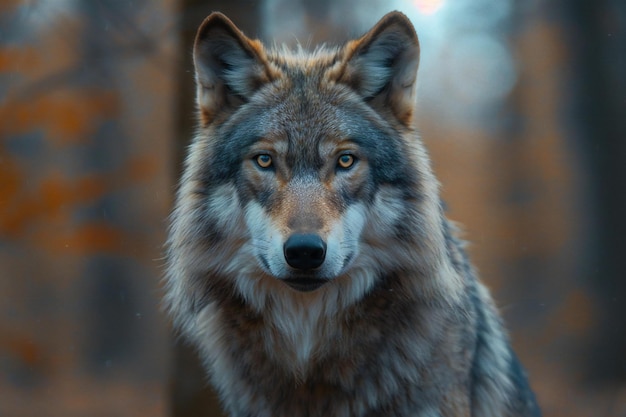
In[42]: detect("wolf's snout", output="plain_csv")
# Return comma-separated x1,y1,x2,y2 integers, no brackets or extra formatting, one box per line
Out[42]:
283,234,326,270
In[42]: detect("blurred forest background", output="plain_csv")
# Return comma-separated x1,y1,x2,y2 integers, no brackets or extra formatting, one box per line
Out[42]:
1,0,625,416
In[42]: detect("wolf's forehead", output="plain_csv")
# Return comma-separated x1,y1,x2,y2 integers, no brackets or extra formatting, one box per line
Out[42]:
240,48,378,148
250,85,349,138
256,96,351,148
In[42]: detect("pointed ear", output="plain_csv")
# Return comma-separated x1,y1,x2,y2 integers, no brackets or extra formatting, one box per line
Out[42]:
193,12,276,125
332,12,420,126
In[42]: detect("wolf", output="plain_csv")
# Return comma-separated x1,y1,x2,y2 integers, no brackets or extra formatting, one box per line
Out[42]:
164,10,541,417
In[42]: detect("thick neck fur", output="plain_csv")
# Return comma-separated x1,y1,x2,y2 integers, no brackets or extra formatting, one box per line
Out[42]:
191,254,474,417
196,244,466,378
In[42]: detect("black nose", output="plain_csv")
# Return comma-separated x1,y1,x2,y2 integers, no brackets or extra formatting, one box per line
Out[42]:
284,234,326,270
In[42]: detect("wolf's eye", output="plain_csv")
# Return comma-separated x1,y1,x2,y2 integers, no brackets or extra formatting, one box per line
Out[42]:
255,154,273,169
337,154,355,170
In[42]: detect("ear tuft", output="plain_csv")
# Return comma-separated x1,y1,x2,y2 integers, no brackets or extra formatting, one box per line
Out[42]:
333,11,420,126
193,13,275,124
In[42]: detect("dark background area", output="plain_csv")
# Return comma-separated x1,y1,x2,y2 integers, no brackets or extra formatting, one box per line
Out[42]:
1,0,625,416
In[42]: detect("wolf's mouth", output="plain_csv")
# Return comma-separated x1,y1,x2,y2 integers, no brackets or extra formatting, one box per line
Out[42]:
281,277,329,292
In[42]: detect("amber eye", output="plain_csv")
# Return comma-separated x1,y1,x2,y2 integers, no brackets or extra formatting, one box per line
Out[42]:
337,154,355,169
255,154,273,169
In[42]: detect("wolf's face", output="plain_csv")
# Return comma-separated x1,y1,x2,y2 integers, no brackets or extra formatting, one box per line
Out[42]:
201,72,416,292
239,112,368,291
233,85,401,291
169,12,447,304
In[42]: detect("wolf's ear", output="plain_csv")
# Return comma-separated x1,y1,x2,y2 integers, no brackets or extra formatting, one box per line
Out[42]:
333,12,420,126
193,13,275,125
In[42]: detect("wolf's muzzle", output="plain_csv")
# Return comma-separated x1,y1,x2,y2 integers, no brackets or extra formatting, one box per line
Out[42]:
283,233,326,270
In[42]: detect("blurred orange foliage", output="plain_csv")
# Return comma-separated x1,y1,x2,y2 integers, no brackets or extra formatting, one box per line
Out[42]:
0,90,119,145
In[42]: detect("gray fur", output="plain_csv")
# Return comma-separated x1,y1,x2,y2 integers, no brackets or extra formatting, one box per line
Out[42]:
165,11,541,417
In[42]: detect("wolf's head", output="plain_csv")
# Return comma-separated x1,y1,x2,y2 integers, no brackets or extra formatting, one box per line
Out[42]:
167,12,456,324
